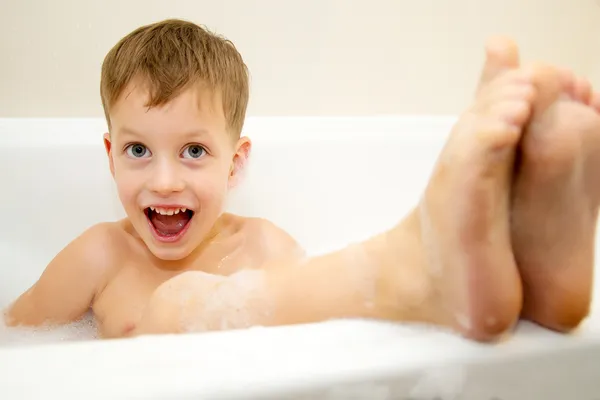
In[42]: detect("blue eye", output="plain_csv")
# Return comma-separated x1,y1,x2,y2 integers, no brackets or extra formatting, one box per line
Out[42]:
126,143,151,158
182,144,206,159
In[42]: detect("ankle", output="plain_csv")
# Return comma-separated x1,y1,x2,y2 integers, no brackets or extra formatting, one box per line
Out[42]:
370,210,438,322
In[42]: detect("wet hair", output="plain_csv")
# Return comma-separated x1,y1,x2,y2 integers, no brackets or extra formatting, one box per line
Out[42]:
100,18,249,136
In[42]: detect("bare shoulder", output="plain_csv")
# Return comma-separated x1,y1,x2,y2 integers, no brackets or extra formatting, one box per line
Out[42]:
239,216,306,263
33,221,125,290
244,217,300,248
65,221,127,269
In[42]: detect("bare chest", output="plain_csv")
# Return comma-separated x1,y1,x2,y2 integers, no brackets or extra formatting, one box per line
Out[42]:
92,242,263,338
92,264,163,338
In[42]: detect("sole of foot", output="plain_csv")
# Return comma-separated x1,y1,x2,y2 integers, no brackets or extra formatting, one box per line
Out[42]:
511,70,600,332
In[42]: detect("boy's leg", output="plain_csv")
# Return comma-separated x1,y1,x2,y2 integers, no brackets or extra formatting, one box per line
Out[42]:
478,37,600,332
137,62,565,342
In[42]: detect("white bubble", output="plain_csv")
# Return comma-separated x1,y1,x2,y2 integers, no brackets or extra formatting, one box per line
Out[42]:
180,269,271,333
0,312,98,347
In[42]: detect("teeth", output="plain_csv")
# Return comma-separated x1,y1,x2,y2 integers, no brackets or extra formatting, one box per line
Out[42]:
149,207,189,216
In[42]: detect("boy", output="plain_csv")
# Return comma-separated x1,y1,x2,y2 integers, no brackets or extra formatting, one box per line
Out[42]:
4,19,599,341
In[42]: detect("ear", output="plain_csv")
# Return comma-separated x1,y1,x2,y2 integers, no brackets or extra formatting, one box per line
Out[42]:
228,136,252,188
103,132,116,178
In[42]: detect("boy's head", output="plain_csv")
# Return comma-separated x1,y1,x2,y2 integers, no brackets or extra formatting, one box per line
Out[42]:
100,19,251,261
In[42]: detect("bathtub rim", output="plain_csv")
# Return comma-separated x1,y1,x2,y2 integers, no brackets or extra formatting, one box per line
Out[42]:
1,319,599,399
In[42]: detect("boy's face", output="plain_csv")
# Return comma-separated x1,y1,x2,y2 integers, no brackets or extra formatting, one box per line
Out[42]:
104,81,250,261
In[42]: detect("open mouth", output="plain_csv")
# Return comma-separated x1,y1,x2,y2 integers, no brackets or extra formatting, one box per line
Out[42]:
144,206,195,242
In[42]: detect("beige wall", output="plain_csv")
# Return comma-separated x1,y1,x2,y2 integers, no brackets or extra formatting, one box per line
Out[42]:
1,0,599,118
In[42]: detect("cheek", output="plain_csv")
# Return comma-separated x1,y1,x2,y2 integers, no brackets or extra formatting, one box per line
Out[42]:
116,180,137,201
192,166,231,205
113,165,140,207
116,182,138,211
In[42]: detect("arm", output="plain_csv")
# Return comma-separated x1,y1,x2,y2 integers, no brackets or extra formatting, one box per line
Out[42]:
3,223,114,327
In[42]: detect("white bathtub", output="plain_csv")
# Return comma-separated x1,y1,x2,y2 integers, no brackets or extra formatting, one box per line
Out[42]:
0,117,599,399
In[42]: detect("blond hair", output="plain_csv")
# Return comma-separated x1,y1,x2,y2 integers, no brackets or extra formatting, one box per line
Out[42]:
100,19,249,136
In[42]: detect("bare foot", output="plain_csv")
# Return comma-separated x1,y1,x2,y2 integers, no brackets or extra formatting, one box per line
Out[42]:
476,37,599,332
413,65,556,341
511,71,600,332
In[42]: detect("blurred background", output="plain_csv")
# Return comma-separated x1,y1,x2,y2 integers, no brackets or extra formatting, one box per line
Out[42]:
1,0,599,118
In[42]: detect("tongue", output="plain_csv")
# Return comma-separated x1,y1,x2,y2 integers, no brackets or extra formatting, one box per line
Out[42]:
150,212,191,236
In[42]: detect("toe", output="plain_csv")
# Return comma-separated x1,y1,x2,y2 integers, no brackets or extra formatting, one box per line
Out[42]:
476,36,520,92
591,91,600,113
573,76,593,104
554,67,577,99
527,64,565,114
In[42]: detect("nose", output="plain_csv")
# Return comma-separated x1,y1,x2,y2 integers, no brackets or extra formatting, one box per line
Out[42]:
148,158,185,196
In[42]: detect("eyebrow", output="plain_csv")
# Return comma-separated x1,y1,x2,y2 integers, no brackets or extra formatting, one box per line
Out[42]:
117,127,143,139
117,127,210,140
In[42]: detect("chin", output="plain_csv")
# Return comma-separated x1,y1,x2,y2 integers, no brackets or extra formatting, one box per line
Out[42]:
147,245,195,262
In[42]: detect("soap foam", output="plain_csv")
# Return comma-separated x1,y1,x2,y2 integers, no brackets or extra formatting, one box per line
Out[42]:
0,311,98,347
0,242,99,346
180,269,271,333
